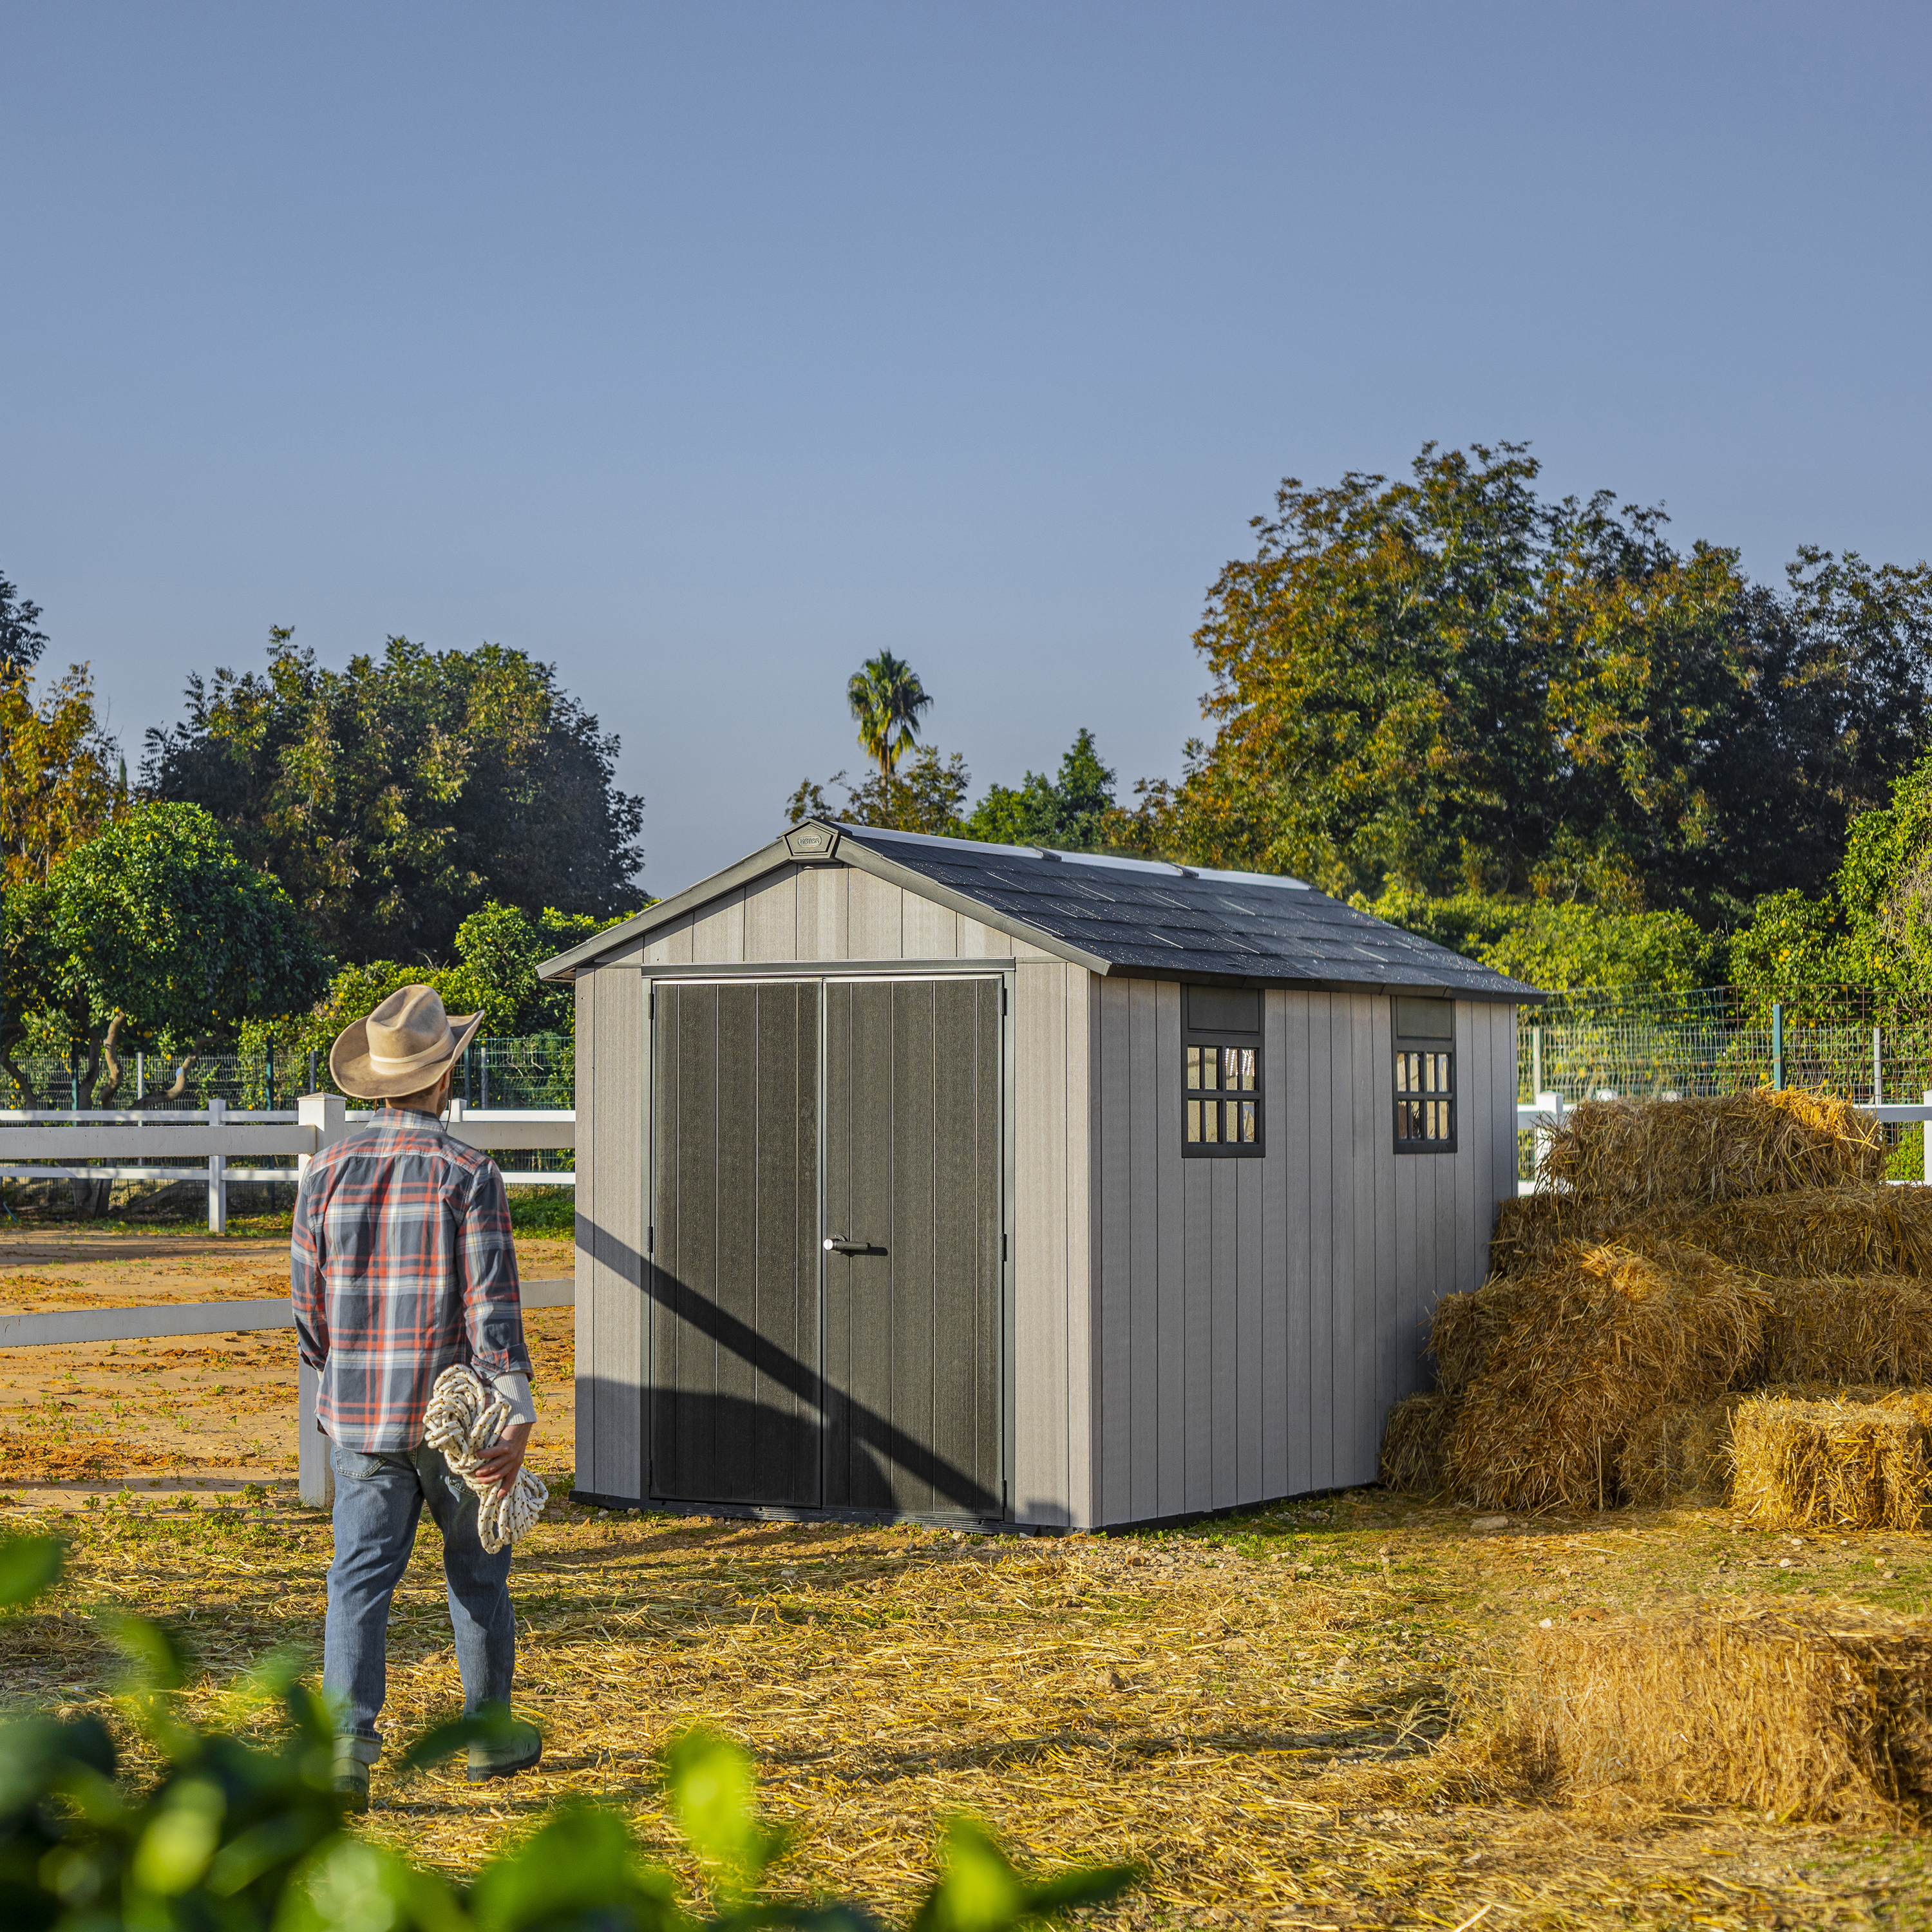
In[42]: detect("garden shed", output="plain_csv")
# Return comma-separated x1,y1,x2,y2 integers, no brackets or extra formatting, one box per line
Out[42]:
539,820,1541,1530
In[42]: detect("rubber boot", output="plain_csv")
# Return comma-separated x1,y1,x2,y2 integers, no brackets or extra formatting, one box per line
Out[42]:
468,1718,543,1782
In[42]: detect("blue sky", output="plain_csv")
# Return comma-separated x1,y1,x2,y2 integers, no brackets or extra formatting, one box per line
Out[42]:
5,2,1930,896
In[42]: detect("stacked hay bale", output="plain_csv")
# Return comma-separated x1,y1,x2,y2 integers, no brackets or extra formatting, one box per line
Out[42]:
1382,1088,1932,1521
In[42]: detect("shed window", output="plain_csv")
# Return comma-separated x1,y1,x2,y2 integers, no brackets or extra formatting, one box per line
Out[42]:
1183,987,1263,1157
1393,998,1455,1153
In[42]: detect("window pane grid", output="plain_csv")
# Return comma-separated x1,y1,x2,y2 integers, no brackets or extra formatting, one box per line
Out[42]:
1394,1041,1455,1148
1182,1036,1262,1155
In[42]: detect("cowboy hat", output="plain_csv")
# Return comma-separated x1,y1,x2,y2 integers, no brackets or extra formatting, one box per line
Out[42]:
329,984,485,1101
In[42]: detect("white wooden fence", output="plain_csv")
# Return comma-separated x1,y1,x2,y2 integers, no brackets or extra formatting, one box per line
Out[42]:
1515,1091,1932,1193
0,1095,574,1233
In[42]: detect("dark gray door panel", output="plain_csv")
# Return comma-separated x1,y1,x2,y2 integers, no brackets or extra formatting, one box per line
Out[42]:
649,980,820,1506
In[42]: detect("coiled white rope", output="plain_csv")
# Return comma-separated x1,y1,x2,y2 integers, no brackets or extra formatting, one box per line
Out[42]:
423,1363,549,1553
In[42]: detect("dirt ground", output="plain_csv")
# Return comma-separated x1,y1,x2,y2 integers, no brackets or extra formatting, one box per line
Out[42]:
8,1226,1932,1926
0,1226,577,1497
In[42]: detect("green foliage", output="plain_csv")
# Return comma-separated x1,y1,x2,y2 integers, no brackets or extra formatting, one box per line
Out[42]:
0,567,50,675
846,653,934,780
142,629,645,964
244,901,629,1070
2,804,330,1105
788,748,974,838
1730,746,1932,1001
963,732,1116,853
1127,443,1932,924
1361,885,1724,992
0,1533,1136,1931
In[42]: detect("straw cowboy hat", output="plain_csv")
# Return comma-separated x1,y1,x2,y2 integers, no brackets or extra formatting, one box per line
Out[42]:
330,985,485,1101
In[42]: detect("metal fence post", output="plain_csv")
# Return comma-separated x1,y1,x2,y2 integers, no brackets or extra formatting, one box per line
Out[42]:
206,1095,226,1235
1772,1003,1785,1091
1873,1027,1883,1107
1924,1091,1931,1187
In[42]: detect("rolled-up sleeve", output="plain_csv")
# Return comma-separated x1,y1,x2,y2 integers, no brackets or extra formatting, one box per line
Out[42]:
290,1166,328,1370
459,1159,531,1381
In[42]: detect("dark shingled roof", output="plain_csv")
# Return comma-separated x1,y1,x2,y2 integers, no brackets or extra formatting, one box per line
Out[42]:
833,825,1541,1003
538,820,1543,1003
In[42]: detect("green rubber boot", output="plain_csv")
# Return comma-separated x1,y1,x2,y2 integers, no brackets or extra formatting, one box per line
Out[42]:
331,1739,372,1814
468,1718,543,1782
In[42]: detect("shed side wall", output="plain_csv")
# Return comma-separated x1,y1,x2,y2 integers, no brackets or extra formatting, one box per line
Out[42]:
1088,981,1517,1525
574,965,645,1502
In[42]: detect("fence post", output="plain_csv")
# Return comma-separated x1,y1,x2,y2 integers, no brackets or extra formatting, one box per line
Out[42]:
296,1091,346,1184
1874,1027,1883,1108
136,1053,144,1102
1924,1091,1931,1188
1772,1003,1785,1092
1533,1090,1563,1183
206,1096,226,1235
294,1091,346,1508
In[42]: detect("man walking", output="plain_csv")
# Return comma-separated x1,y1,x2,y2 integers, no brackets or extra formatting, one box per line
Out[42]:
292,984,543,1808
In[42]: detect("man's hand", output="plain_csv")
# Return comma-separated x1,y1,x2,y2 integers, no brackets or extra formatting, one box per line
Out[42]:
475,1421,533,1499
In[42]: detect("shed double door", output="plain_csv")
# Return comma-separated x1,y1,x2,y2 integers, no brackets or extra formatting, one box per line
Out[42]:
648,976,1004,1519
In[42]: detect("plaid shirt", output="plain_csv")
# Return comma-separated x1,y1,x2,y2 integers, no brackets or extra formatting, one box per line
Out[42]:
291,1111,531,1452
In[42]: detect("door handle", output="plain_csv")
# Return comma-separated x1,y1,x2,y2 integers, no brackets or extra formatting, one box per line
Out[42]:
823,1237,884,1256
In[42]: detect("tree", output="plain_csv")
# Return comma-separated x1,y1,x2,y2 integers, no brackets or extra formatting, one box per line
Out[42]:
846,651,934,779
1137,443,1932,923
0,661,125,887
0,569,50,676
142,629,646,963
787,744,972,836
1730,744,1932,999
4,804,330,1110
965,728,1117,851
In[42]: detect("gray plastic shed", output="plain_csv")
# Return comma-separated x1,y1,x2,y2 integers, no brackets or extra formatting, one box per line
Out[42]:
538,820,1541,1530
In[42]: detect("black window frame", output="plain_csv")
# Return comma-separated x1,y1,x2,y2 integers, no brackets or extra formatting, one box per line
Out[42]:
1392,998,1456,1155
1182,987,1264,1159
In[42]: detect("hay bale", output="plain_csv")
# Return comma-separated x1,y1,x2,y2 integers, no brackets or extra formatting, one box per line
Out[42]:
1428,1288,1511,1393
1492,1185,1932,1283
1508,1607,1932,1822
1379,1391,1455,1494
1728,1392,1932,1531
1489,1193,1636,1278
1759,1275,1932,1386
1620,1394,1746,1504
1443,1240,1769,1513
1540,1089,1883,1209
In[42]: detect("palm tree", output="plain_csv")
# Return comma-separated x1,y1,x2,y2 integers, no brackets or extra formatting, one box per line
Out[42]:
846,652,934,779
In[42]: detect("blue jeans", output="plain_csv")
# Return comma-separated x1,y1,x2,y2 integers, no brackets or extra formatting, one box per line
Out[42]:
321,1440,515,1760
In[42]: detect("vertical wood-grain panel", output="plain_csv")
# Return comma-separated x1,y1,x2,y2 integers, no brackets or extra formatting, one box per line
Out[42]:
1209,1160,1239,1508
1182,1151,1214,1513
1127,979,1162,1520
902,894,961,959
1278,991,1312,1499
643,916,696,967
589,965,644,1500
1306,994,1336,1492
848,871,904,960
1235,1152,1264,1502
795,868,849,960
1371,998,1399,1425
1014,960,1069,1524
742,869,800,961
960,918,1008,958
574,971,598,1495
690,890,746,965
1345,995,1378,1484
1097,978,1133,1526
1154,981,1187,1517
1065,967,1096,1527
